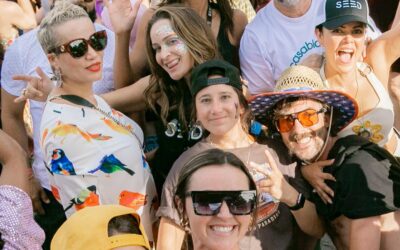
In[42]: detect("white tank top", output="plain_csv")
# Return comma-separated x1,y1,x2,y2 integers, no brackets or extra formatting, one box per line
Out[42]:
320,62,395,147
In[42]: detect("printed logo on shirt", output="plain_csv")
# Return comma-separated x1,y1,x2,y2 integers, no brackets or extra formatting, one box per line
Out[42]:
255,200,280,229
250,168,280,228
336,0,362,9
290,39,320,66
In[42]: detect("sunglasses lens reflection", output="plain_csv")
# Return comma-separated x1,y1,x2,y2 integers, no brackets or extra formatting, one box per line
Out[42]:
68,39,88,58
191,191,256,216
64,31,107,58
277,109,321,132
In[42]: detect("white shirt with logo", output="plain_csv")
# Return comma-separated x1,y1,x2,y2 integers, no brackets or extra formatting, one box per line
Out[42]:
240,0,325,94
240,0,380,95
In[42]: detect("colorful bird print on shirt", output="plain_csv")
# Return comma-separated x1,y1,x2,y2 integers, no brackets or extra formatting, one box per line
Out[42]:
101,117,133,135
49,121,112,143
119,190,147,211
51,121,92,142
88,154,135,175
64,185,99,212
50,149,76,175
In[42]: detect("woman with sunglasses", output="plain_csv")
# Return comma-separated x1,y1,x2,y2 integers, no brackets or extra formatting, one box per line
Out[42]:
29,2,157,242
14,5,219,198
174,148,258,250
157,60,318,250
300,0,400,205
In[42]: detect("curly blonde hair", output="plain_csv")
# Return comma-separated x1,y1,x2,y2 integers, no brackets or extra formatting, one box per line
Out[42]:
37,1,88,53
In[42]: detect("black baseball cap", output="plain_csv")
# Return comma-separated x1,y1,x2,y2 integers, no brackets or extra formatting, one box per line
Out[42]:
318,0,372,30
190,59,242,97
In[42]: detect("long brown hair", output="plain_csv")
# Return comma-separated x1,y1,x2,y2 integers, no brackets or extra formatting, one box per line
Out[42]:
145,5,218,131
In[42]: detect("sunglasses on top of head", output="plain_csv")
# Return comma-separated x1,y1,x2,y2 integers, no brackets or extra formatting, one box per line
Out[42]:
275,107,328,133
50,30,107,58
186,190,257,216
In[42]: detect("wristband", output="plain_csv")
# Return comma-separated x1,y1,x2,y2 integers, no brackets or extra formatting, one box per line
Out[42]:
289,192,305,211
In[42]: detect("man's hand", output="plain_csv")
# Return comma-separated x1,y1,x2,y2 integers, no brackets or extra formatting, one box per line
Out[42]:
29,177,50,215
104,0,143,34
301,159,335,204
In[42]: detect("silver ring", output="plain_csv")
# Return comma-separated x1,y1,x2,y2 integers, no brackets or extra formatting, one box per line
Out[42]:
21,88,27,96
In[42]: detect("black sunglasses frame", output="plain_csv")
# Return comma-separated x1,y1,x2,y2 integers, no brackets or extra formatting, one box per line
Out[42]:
186,190,257,216
51,30,107,58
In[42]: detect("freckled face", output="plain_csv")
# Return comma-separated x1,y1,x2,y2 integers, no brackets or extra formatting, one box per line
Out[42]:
150,19,194,80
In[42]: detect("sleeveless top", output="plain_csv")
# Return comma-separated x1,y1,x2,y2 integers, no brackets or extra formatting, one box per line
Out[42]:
320,62,399,155
212,4,236,65
40,95,157,241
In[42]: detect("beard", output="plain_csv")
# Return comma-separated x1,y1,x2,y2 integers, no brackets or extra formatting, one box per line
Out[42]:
277,0,302,7
286,127,328,162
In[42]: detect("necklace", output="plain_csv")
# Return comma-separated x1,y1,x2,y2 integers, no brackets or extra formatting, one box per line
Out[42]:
206,1,212,26
49,94,143,148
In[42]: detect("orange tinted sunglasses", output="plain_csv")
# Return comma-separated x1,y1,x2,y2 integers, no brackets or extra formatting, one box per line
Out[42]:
275,108,327,132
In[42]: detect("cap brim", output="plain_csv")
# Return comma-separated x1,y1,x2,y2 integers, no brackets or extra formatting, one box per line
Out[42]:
249,89,358,133
318,15,373,31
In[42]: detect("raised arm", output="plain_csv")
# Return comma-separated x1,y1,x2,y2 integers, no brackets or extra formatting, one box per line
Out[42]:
253,150,325,238
367,21,400,88
105,0,154,87
102,75,150,113
6,0,37,30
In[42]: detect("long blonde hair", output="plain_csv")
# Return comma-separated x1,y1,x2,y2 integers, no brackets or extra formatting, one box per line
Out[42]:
144,5,219,131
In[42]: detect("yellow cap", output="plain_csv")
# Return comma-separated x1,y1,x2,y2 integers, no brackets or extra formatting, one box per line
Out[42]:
51,205,151,250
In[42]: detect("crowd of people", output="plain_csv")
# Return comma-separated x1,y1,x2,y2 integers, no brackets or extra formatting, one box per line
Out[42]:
0,0,399,249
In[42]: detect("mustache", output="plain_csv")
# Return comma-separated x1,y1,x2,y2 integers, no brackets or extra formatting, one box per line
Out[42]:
289,126,328,142
289,131,315,142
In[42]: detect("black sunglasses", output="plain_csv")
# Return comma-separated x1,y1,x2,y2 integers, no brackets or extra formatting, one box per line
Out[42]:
51,30,107,58
186,190,257,216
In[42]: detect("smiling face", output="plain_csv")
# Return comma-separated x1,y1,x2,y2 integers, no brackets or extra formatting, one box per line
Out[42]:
316,22,366,75
316,22,366,73
49,17,103,85
195,83,243,137
185,164,251,250
277,99,329,162
150,19,194,81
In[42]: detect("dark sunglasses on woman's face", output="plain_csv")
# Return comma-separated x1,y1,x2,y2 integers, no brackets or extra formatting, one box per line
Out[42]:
275,108,327,133
186,190,257,216
50,30,107,58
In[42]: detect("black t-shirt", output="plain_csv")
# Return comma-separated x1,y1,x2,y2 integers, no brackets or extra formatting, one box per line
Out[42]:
147,107,199,196
313,135,400,220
